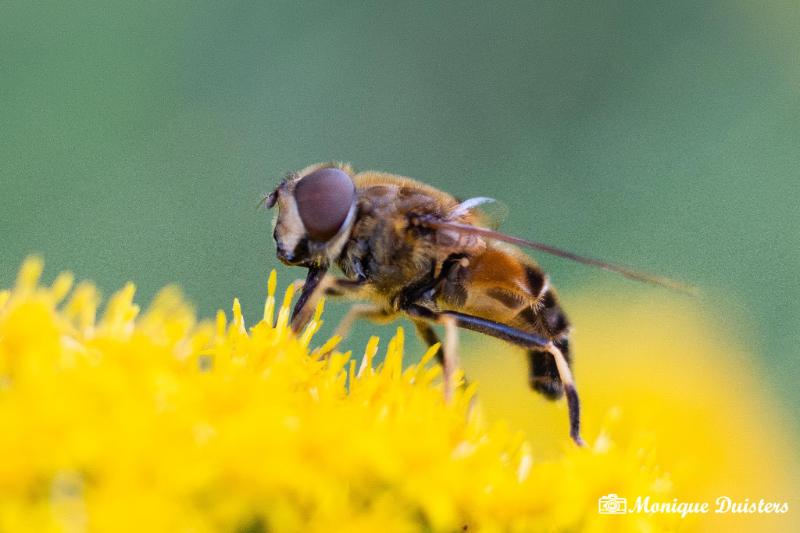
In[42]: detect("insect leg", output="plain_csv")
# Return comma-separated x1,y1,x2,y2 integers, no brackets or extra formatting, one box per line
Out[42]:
323,277,368,298
290,266,328,332
291,275,389,340
413,320,476,411
405,304,584,446
528,341,571,399
333,304,396,340
441,315,459,403
291,271,373,333
412,321,444,366
410,315,460,402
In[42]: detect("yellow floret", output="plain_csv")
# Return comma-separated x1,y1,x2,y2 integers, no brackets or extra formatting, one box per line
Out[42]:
0,257,708,532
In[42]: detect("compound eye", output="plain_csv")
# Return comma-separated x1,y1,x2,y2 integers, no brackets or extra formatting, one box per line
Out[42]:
294,167,355,241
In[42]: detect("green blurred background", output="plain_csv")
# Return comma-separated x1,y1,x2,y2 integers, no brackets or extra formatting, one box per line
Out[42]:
1,1,798,415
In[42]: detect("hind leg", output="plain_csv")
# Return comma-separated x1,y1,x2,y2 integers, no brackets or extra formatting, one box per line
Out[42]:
527,338,572,399
404,304,583,446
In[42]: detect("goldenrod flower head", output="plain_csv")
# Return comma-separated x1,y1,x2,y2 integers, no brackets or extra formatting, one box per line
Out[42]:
3,257,786,532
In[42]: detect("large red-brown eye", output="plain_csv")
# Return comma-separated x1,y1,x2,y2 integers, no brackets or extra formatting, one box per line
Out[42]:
294,167,355,241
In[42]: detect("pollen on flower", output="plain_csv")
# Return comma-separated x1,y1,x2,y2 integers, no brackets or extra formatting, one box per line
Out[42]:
0,257,676,532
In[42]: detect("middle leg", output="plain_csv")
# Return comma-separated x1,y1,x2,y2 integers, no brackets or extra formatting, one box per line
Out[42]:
333,303,396,340
413,320,444,366
413,320,473,397
412,317,460,403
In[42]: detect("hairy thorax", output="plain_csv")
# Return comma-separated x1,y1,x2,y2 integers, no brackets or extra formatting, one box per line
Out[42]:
336,184,460,309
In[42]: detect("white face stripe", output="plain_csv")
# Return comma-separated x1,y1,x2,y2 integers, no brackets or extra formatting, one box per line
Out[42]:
322,201,357,262
274,187,307,254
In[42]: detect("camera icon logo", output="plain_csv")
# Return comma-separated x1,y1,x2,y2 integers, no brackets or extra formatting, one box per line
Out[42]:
598,493,628,515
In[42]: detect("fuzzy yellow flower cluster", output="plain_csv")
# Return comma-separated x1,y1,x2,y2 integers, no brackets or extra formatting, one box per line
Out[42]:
0,258,675,532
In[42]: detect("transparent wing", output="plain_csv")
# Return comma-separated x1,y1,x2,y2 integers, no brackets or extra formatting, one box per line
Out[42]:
448,197,509,230
419,217,698,295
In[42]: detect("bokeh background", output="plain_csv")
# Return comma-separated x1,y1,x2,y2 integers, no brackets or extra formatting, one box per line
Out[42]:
2,0,798,514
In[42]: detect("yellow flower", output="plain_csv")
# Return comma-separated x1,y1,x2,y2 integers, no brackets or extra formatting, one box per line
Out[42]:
1,257,794,532
470,288,800,532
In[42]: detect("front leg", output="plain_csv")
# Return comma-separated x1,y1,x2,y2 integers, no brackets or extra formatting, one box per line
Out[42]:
290,266,328,332
291,271,372,333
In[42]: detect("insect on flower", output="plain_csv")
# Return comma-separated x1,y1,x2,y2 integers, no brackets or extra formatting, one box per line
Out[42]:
262,162,694,445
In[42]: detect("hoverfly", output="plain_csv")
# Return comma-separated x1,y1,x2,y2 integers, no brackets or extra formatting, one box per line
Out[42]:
262,162,693,446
